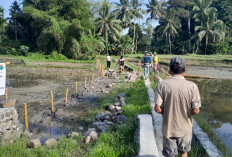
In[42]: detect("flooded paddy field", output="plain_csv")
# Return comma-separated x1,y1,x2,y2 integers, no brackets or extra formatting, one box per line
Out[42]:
192,78,232,154
0,58,118,143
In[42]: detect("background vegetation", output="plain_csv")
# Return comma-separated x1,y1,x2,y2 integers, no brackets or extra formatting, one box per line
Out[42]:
0,0,231,60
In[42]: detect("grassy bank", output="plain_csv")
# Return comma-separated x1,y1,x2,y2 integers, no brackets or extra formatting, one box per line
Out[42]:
87,79,150,156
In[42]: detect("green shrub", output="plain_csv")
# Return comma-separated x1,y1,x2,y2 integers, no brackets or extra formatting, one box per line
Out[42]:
19,45,29,56
49,51,68,60
26,52,46,60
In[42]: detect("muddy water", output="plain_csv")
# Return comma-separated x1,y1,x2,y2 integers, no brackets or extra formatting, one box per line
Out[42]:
192,79,232,153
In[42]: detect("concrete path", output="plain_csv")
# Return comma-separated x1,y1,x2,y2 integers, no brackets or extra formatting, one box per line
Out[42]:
137,114,159,157
144,79,164,157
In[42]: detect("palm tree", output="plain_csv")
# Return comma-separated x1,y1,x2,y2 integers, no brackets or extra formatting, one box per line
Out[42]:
195,13,225,54
131,0,146,53
95,0,122,52
146,0,161,51
192,0,217,54
112,0,136,28
192,0,217,26
158,8,180,54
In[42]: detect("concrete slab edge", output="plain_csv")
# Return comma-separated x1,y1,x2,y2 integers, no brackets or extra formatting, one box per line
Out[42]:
137,114,159,157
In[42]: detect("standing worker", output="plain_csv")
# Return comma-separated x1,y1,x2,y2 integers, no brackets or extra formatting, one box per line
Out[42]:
106,53,111,69
117,56,125,73
154,57,201,157
150,53,154,71
142,51,152,80
154,53,158,73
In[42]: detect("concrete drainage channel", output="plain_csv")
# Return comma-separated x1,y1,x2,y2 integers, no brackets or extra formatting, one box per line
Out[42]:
137,77,223,157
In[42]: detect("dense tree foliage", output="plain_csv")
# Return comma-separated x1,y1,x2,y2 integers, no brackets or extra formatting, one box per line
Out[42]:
0,0,231,58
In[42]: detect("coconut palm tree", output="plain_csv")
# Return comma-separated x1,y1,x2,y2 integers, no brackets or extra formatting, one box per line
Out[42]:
158,8,180,54
112,0,136,29
192,0,217,26
192,0,217,54
95,0,122,52
195,13,225,54
131,0,146,53
146,0,161,51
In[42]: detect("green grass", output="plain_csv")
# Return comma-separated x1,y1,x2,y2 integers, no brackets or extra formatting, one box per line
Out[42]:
0,135,89,157
87,79,151,157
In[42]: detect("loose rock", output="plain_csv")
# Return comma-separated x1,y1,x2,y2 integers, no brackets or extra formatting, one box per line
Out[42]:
28,139,41,148
114,115,128,124
0,99,16,108
67,132,79,138
44,138,57,147
85,136,91,144
89,131,98,141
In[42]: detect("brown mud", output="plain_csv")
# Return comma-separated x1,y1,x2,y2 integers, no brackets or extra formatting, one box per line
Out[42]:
0,58,120,143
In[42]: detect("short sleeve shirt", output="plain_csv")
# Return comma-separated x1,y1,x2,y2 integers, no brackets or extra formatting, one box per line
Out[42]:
107,56,111,61
154,75,201,138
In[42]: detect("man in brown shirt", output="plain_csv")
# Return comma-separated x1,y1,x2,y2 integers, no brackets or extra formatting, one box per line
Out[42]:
154,57,201,157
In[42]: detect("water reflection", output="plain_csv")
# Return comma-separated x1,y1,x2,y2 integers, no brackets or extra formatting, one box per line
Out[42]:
192,79,232,124
191,79,232,153
215,123,232,154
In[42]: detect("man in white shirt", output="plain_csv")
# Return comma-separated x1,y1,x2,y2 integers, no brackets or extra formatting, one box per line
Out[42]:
106,53,111,69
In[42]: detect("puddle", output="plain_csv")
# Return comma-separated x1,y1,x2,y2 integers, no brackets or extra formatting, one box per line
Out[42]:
39,126,69,144
214,123,232,154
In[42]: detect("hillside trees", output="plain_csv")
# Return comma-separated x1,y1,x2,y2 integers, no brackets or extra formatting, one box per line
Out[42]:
5,0,100,59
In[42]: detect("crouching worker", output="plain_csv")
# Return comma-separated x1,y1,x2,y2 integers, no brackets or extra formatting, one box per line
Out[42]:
154,57,201,157
117,56,125,73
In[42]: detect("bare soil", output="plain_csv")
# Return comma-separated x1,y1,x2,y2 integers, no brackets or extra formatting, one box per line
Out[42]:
0,58,119,142
186,66,232,79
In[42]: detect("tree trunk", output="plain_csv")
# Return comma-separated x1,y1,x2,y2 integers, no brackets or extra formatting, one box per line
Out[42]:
149,18,153,52
196,41,200,54
132,21,136,54
135,36,138,53
188,11,191,51
205,36,208,55
169,34,172,54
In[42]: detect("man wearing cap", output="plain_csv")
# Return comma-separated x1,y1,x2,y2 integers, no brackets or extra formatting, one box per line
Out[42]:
142,51,152,79
154,57,201,157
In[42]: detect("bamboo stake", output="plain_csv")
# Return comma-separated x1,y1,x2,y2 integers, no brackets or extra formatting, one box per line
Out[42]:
50,90,54,113
24,103,28,129
65,87,68,104
75,81,78,94
85,77,87,89
92,74,94,84
5,88,8,100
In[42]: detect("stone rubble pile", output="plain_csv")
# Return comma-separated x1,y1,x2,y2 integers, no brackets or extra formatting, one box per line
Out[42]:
125,71,139,82
0,99,21,143
84,93,128,144
105,69,117,78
